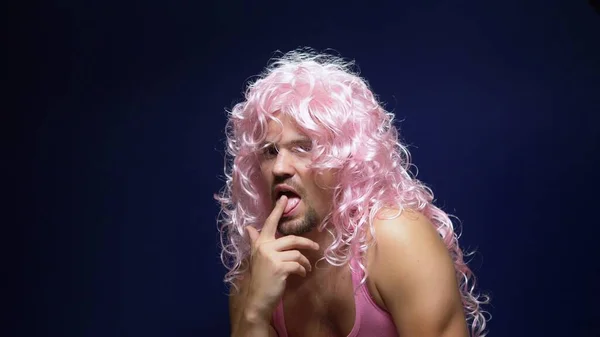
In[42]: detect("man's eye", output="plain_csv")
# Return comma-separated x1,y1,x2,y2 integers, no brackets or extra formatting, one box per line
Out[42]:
294,143,313,153
261,145,278,157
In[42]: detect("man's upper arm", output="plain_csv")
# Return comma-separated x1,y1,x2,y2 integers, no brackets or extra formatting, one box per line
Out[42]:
370,209,469,337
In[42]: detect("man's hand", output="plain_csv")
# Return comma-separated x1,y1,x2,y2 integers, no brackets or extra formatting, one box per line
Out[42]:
242,195,320,323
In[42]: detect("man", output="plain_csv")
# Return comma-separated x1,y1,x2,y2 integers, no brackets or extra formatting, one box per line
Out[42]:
216,48,489,337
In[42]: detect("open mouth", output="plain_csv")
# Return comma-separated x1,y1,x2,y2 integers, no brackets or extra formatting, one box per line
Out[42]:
276,190,302,217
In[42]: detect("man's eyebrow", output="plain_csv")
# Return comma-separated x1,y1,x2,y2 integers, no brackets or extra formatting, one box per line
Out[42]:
258,137,312,148
287,138,312,145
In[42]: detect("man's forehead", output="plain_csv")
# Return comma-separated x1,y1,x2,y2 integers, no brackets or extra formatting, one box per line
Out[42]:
264,116,310,143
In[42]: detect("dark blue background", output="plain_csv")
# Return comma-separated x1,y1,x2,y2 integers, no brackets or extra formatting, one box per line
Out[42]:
16,1,599,336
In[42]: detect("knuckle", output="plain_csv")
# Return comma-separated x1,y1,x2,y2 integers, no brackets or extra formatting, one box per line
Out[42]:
255,244,271,258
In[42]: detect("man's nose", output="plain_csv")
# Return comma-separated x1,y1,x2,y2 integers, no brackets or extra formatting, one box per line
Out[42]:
272,150,295,177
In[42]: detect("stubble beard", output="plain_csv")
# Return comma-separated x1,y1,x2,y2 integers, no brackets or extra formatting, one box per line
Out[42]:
277,206,319,236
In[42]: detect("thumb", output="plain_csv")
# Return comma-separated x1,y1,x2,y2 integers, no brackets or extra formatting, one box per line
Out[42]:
245,225,260,245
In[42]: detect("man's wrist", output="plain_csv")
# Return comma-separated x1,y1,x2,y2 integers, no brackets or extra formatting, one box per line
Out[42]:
242,305,270,325
231,307,271,337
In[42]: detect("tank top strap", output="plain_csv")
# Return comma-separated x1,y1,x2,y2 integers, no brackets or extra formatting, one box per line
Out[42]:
271,297,288,337
349,247,366,290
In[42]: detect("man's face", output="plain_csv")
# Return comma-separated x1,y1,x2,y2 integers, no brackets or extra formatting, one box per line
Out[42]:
258,113,336,236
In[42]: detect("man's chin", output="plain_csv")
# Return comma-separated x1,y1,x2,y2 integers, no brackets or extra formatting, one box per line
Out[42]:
277,219,314,236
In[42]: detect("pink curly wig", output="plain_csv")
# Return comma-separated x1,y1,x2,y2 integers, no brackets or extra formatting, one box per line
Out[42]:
215,47,489,336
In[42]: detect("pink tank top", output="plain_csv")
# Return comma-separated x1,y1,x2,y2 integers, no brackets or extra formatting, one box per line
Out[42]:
271,255,398,337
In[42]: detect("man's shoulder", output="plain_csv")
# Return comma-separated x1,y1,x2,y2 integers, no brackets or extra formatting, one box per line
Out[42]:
368,207,444,252
365,207,453,283
364,207,467,336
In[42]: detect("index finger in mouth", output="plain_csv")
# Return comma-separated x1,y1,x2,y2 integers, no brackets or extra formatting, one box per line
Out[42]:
261,195,288,238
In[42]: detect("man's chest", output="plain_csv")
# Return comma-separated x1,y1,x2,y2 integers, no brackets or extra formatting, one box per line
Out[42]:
281,269,357,337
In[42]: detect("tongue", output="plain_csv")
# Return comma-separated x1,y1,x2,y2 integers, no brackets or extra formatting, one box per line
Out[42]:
283,196,300,215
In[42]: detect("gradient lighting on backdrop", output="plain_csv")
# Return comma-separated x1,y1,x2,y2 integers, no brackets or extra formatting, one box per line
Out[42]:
19,1,599,337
